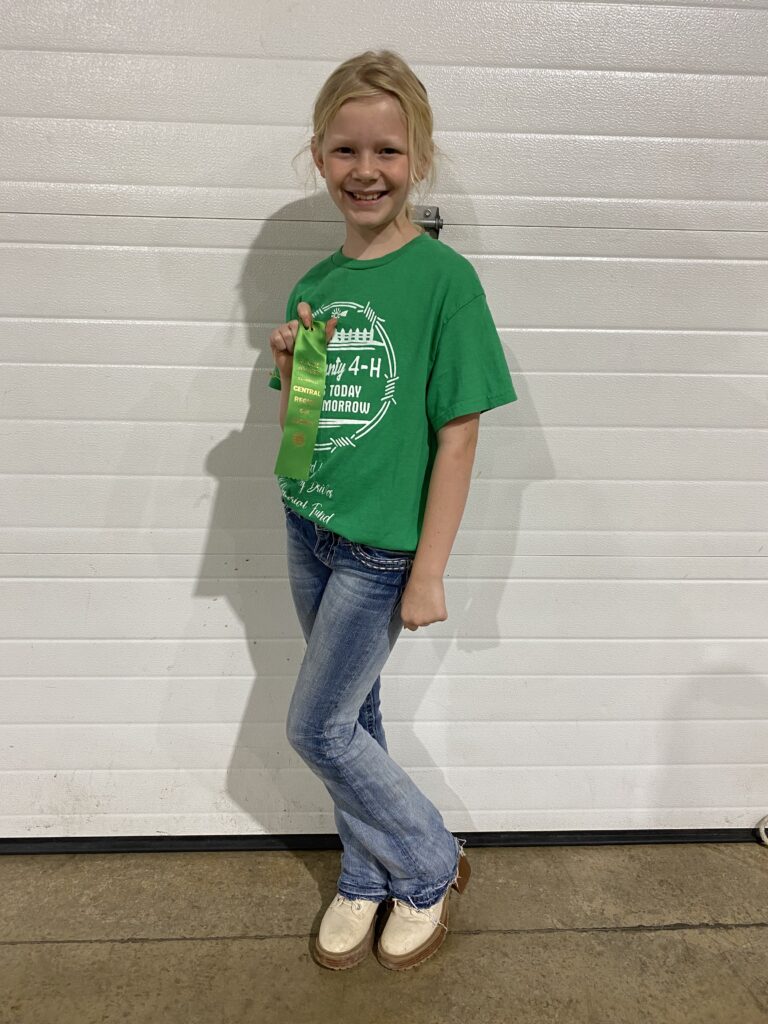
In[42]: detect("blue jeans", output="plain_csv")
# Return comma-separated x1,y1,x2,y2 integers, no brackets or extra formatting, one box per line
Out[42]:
281,500,463,909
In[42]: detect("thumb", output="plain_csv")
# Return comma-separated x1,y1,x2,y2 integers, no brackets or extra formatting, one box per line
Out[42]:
326,316,338,341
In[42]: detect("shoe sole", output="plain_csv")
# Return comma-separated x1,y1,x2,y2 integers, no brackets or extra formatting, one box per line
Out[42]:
312,902,385,970
375,850,471,972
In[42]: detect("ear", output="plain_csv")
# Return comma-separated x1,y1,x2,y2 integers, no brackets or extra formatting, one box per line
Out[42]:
410,154,429,186
310,136,325,178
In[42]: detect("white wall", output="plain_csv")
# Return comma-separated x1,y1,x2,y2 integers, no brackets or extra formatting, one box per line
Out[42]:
1,1,767,838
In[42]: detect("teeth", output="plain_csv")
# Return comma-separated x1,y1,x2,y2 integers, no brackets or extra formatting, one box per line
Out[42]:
351,191,384,200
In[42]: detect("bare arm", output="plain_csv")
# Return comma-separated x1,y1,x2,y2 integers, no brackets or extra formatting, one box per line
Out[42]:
409,413,480,581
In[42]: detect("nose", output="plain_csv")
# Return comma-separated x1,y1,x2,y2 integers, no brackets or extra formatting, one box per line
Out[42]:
352,151,378,180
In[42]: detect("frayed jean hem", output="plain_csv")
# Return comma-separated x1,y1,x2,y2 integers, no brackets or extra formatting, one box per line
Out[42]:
386,835,465,909
335,888,389,903
337,837,465,909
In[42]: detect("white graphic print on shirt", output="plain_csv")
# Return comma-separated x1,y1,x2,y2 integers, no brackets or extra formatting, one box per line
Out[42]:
278,298,399,526
311,299,399,453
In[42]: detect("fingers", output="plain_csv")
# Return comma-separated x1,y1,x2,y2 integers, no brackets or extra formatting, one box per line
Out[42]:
296,301,313,329
271,307,338,355
296,302,338,339
269,320,298,356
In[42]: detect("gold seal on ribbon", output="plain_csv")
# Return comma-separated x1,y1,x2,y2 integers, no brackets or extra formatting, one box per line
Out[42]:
273,318,328,480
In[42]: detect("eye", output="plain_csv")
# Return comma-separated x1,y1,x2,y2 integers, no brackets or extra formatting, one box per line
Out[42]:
333,147,400,154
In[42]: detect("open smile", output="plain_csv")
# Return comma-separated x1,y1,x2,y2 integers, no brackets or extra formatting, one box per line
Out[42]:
344,190,389,204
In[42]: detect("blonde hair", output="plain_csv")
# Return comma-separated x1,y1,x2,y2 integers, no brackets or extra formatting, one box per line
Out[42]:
292,49,444,229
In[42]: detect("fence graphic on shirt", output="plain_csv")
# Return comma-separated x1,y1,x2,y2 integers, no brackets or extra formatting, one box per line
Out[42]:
310,302,398,440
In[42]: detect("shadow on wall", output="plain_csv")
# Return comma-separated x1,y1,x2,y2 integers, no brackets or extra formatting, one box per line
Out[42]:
167,189,544,870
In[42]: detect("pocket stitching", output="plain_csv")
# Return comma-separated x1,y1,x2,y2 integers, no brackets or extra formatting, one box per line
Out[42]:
350,541,411,572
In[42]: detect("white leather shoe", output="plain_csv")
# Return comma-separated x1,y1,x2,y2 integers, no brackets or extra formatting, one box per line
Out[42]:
376,891,450,970
376,848,471,971
314,893,384,970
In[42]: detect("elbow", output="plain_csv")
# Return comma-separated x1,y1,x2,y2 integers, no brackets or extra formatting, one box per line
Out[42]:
436,413,480,454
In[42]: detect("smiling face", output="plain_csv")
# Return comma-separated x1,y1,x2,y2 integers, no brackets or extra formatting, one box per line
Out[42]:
311,93,420,254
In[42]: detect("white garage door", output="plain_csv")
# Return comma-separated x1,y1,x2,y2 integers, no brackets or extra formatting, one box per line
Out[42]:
0,1,766,839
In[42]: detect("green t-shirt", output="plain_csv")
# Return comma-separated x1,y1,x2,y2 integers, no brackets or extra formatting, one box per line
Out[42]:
268,231,517,551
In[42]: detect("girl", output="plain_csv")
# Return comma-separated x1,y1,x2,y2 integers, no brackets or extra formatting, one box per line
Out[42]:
268,50,517,971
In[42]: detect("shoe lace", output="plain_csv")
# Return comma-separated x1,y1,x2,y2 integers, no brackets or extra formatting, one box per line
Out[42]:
332,894,371,915
334,894,358,910
392,896,449,933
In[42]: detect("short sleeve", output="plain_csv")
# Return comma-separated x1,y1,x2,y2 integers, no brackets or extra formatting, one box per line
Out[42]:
426,291,517,433
267,284,301,391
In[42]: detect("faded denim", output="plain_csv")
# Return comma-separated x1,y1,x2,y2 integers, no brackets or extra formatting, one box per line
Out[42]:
281,499,463,908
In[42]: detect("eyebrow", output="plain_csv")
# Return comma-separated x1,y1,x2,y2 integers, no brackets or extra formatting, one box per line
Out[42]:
327,137,403,146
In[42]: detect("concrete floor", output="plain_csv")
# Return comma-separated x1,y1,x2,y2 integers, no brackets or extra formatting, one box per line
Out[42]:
2,841,767,1024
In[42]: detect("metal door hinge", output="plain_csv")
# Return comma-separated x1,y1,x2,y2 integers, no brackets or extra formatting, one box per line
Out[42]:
412,205,443,238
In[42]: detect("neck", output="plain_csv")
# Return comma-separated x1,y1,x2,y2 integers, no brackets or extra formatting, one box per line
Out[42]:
341,218,421,260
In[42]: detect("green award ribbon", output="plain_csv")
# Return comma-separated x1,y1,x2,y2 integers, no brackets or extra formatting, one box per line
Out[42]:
273,318,328,480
